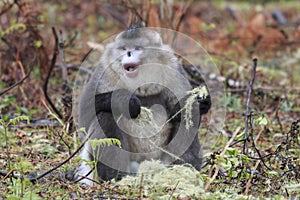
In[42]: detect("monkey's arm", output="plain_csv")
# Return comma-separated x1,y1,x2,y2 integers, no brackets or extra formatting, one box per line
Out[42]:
95,89,141,119
167,87,211,170
169,89,211,122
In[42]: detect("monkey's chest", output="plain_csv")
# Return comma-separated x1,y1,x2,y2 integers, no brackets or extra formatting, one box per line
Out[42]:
118,103,171,156
127,123,171,155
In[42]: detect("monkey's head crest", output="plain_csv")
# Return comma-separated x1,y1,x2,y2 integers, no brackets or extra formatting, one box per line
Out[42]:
121,24,144,39
116,26,163,47
127,23,144,32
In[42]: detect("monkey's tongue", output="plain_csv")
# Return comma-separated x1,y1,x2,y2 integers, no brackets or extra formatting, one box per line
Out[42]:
123,63,139,78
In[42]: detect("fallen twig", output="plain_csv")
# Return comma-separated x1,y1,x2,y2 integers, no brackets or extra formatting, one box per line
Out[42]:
76,172,125,196
244,160,260,195
0,169,14,184
73,166,95,184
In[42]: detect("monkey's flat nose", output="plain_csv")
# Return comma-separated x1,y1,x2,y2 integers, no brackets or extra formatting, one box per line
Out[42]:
127,51,132,57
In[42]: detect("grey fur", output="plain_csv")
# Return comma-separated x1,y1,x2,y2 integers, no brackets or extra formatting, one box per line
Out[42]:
75,28,210,185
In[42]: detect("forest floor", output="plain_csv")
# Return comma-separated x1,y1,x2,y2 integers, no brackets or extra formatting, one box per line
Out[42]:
0,1,299,199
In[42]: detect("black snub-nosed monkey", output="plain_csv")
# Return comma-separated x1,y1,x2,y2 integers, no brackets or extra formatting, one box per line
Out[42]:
75,27,211,185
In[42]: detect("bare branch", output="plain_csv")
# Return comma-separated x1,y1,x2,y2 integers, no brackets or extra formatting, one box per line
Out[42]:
243,58,258,154
58,30,69,84
0,60,34,96
43,27,63,119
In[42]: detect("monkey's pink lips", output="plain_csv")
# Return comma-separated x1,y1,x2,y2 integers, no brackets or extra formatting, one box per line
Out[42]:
123,63,139,77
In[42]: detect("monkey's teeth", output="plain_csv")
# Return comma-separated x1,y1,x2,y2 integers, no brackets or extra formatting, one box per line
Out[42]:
123,63,139,76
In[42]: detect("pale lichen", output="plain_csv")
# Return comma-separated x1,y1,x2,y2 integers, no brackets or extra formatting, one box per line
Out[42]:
128,85,209,132
117,160,205,198
183,85,209,129
134,107,160,133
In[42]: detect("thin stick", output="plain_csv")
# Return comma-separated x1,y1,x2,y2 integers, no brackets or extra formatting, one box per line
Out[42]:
169,181,180,200
58,30,69,84
243,58,258,154
76,173,124,195
139,174,144,198
43,27,63,119
0,1,15,16
204,126,241,191
244,160,260,195
254,129,264,144
57,29,73,122
174,1,191,31
0,169,14,184
0,60,34,96
74,166,95,184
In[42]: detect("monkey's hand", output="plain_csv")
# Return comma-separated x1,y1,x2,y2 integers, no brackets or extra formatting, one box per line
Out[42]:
197,94,211,115
128,95,141,118
190,85,211,115
95,89,141,119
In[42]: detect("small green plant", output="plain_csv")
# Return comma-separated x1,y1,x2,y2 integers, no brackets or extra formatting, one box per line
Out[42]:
200,22,216,31
6,161,36,199
0,22,26,37
0,95,37,117
0,116,41,198
0,116,30,172
0,95,16,114
253,113,270,127
222,93,243,113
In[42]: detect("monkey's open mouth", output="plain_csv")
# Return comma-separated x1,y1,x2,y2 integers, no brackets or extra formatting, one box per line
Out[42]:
123,63,139,77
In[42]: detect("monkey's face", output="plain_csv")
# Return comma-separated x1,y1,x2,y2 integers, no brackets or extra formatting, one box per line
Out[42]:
105,29,168,79
100,29,181,95
117,45,144,78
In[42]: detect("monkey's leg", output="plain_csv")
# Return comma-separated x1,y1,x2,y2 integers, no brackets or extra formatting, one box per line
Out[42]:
173,129,203,170
76,144,130,183
96,149,131,181
168,117,203,170
76,144,95,186
92,112,132,181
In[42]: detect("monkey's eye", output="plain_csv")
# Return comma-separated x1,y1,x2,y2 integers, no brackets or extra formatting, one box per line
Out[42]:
118,46,127,51
135,46,143,50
